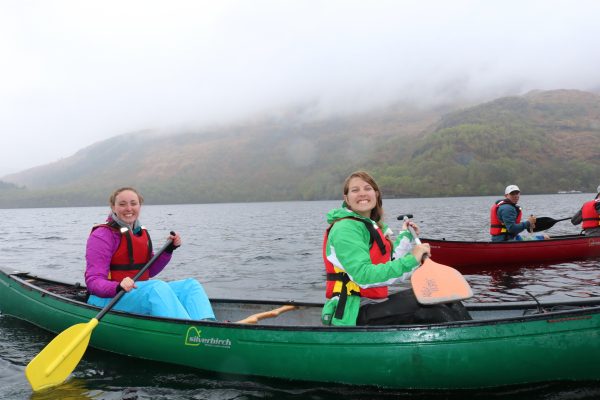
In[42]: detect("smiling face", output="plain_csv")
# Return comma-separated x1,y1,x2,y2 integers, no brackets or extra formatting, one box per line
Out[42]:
344,177,379,218
111,189,142,225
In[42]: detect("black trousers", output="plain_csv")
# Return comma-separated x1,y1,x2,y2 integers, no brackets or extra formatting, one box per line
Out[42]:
356,289,472,326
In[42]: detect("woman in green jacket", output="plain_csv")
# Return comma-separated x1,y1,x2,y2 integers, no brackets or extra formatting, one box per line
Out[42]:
322,171,470,326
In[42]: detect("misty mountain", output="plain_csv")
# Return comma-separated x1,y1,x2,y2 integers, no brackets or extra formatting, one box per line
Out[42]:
1,89,599,208
371,89,600,197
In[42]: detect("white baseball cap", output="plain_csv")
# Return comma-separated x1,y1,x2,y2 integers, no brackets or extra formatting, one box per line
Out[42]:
505,185,520,195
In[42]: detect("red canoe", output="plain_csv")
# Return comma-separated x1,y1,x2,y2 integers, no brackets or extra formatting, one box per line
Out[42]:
422,234,600,271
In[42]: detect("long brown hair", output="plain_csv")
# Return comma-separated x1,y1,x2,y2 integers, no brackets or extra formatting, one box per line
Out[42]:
343,171,384,227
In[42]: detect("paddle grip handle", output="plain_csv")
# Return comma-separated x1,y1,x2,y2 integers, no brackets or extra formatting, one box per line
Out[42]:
403,216,422,245
404,216,433,263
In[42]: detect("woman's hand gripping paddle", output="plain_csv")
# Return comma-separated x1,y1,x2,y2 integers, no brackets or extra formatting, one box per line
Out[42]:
403,217,473,305
25,233,176,392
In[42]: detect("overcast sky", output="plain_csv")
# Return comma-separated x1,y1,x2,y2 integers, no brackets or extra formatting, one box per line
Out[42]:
1,0,600,177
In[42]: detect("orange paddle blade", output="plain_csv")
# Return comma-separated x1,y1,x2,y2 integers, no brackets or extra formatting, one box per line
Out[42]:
411,258,473,305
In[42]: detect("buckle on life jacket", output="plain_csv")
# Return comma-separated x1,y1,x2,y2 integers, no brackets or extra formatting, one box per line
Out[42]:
327,272,360,319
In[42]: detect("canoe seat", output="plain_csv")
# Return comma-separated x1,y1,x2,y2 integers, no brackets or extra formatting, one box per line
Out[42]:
27,277,90,303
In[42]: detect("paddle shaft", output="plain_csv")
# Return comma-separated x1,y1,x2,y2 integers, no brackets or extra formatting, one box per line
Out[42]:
95,232,174,321
403,216,426,255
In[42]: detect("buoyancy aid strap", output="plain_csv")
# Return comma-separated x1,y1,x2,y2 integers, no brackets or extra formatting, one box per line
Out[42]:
120,227,135,266
110,262,149,271
145,228,153,259
327,217,386,255
327,272,360,319
362,220,386,255
327,272,356,287
118,226,152,266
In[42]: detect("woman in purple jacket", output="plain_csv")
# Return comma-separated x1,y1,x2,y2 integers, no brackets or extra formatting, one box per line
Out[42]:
85,187,214,320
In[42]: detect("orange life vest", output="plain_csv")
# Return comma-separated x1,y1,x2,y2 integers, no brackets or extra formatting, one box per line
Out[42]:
323,217,391,300
490,199,522,236
93,223,153,282
582,199,600,229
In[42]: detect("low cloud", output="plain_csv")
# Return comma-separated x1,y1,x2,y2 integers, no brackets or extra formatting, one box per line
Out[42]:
1,0,600,176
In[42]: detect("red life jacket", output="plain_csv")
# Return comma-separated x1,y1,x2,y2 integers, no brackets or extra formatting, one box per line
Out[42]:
581,199,600,229
490,200,522,236
93,223,153,282
323,217,391,300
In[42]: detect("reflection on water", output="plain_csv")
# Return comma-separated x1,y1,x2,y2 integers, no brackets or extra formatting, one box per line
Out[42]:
1,195,599,399
465,260,600,302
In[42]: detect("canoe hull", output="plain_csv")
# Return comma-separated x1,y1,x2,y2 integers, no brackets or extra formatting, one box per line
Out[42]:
423,234,600,270
1,269,600,389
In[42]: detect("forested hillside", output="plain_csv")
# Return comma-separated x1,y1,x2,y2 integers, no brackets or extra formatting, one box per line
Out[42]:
373,90,600,197
1,90,599,208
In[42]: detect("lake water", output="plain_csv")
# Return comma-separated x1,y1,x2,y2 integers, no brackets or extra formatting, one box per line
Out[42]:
1,194,600,399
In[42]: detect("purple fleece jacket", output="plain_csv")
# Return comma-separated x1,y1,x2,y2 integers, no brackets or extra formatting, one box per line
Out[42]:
85,226,172,298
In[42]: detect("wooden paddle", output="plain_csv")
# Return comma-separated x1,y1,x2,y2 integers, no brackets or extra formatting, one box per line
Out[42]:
25,233,175,392
531,216,571,232
402,216,473,305
236,305,297,324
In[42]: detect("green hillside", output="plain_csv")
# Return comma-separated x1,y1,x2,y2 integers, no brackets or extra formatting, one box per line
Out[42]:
1,90,599,208
374,90,600,197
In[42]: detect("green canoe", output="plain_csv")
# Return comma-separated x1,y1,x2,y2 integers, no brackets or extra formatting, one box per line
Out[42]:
1,267,599,389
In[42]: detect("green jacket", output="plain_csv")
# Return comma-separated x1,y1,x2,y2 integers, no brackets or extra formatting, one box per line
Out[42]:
322,206,419,326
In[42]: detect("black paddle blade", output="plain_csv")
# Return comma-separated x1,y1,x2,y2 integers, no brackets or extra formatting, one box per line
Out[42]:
532,216,570,232
397,214,414,220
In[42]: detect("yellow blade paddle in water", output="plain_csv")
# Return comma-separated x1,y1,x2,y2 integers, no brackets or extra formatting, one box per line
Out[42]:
25,234,174,392
25,320,98,391
402,216,473,305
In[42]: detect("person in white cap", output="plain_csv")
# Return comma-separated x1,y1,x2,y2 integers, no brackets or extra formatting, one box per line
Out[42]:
490,185,538,241
570,185,600,236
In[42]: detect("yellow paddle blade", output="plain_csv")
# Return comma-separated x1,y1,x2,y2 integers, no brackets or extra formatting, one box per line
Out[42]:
411,258,473,305
25,319,98,392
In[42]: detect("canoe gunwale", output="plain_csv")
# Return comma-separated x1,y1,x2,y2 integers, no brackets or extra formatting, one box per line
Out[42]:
421,234,600,268
3,268,600,332
422,234,591,244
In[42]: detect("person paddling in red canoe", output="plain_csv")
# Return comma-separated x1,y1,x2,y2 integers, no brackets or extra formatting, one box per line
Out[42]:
490,185,549,241
570,184,600,236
